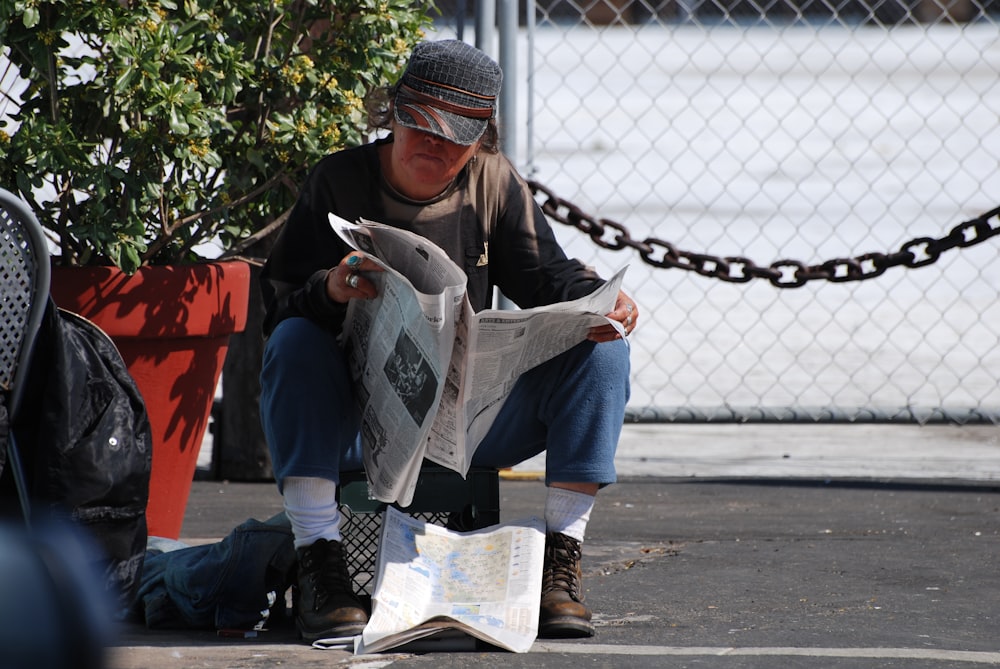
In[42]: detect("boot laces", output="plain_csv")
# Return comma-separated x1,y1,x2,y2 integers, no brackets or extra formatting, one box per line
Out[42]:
542,532,583,601
301,540,356,611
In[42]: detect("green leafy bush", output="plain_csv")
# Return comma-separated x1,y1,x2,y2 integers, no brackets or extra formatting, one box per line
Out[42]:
0,0,434,272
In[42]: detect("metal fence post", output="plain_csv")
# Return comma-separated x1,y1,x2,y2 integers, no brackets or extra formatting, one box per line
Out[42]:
474,0,495,55
497,0,517,164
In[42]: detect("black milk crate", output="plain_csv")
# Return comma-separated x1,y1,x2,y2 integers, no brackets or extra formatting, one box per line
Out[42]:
338,465,500,595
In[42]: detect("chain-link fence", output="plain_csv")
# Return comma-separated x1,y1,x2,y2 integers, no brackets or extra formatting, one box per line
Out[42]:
436,0,1000,424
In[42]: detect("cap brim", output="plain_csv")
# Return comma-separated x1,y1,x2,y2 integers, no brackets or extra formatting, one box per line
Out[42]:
394,101,487,146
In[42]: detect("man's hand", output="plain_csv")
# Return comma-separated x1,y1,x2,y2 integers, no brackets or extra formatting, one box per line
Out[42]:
326,252,383,303
588,290,638,342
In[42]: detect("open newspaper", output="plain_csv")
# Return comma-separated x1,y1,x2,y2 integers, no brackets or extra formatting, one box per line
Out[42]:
353,506,546,654
331,214,626,506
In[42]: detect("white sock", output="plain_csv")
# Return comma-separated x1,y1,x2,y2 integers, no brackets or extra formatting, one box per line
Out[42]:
544,487,595,543
282,476,342,549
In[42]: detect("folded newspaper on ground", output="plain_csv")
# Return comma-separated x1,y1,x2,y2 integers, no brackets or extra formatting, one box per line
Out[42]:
330,214,626,506
353,506,546,654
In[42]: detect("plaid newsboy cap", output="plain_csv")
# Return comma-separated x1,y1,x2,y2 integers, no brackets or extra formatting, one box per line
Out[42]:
394,40,503,146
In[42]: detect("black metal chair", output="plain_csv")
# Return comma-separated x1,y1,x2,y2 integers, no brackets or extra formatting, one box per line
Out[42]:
0,190,113,669
0,187,51,525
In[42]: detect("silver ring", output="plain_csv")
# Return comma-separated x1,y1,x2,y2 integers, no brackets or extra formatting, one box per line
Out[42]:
346,273,360,289
625,315,632,328
625,303,633,315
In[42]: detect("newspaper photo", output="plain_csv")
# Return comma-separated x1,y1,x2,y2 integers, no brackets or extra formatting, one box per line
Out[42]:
330,214,626,506
353,506,546,654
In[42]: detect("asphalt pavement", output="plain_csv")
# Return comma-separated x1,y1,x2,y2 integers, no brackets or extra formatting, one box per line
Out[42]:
108,423,1000,669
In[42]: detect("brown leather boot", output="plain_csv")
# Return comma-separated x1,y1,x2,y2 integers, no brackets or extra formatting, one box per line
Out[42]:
538,532,594,638
294,538,369,640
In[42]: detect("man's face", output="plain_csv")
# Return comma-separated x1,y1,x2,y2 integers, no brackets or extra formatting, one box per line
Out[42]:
386,123,480,199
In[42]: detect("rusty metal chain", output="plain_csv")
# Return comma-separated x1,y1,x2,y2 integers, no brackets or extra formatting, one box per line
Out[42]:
528,180,1000,288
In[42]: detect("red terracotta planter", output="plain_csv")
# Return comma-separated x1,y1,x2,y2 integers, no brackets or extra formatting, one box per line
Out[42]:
49,261,251,539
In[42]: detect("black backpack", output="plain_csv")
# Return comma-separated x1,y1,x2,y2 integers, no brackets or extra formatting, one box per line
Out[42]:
2,299,152,616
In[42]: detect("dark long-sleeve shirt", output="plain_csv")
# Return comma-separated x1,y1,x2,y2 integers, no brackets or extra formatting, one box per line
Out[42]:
261,135,605,337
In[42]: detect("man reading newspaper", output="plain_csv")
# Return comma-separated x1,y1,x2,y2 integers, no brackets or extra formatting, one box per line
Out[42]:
259,39,639,644
329,213,628,511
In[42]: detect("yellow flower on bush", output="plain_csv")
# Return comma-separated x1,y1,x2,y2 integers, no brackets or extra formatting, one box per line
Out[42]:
281,65,304,85
342,90,361,111
188,138,210,158
281,55,315,86
321,125,341,146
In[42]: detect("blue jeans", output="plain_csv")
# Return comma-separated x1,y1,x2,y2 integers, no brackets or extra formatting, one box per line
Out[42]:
260,317,630,491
